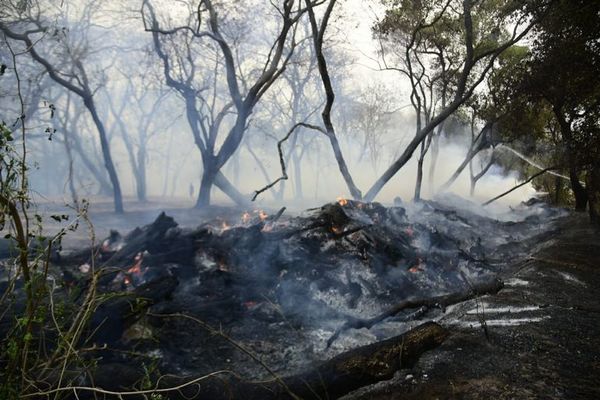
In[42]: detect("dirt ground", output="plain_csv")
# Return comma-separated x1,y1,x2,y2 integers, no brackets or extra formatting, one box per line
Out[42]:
346,213,600,399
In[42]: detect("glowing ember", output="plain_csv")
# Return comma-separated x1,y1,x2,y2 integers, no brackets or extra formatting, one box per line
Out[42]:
241,212,251,224
337,196,348,206
127,252,144,275
243,301,259,310
409,258,425,273
258,210,268,221
218,261,229,272
123,252,147,286
331,226,343,235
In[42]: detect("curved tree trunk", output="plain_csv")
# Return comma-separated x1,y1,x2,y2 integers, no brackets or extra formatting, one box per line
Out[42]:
554,108,588,211
196,161,216,208
586,164,600,225
306,0,362,200
84,98,124,213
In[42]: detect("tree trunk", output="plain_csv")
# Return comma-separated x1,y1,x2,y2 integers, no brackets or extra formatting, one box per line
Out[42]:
292,153,303,199
84,98,124,213
439,145,482,193
414,141,426,201
136,142,147,202
306,1,362,200
68,128,113,195
214,171,251,208
196,160,252,209
554,107,587,211
428,133,440,189
587,164,600,225
162,127,175,197
63,132,79,205
570,165,588,211
196,164,216,208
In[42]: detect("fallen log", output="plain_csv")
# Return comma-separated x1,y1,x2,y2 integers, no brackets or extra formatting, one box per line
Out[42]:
327,277,503,347
66,321,447,400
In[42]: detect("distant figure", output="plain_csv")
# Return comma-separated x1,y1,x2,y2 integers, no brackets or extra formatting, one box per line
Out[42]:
189,184,194,199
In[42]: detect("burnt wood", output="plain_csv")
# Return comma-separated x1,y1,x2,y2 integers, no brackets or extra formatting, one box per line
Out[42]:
82,321,447,400
327,277,503,347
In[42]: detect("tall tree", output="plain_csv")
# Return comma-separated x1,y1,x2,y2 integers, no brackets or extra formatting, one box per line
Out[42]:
0,1,124,212
364,0,550,201
143,0,312,208
518,0,600,213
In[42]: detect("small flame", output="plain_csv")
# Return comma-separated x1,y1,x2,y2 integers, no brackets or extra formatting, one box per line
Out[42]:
409,258,425,273
127,252,144,275
241,212,251,224
337,197,348,206
218,261,229,272
331,226,343,235
123,252,146,286
258,210,268,221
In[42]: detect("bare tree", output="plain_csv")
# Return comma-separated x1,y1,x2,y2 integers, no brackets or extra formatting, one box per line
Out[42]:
104,74,174,202
143,0,315,208
0,1,124,212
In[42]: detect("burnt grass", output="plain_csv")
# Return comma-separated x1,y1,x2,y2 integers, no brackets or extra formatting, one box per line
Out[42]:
346,213,600,400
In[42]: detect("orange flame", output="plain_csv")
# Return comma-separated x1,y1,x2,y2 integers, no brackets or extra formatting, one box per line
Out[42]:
127,253,143,275
123,252,145,286
336,197,348,206
409,258,425,273
331,226,343,235
258,210,268,221
218,261,229,272
241,212,251,224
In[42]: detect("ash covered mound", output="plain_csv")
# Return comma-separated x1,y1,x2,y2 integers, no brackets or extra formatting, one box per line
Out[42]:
12,197,563,398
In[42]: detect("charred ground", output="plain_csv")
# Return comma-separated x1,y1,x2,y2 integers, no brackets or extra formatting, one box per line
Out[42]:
2,196,587,399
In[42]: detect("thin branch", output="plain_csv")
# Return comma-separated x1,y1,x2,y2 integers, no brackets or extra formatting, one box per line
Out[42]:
252,122,325,201
482,167,557,206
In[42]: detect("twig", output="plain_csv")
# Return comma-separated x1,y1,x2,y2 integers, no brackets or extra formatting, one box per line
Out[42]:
21,370,237,398
252,122,325,201
482,166,556,206
327,278,503,347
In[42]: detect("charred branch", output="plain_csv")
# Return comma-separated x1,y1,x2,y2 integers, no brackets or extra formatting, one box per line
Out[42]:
327,277,503,347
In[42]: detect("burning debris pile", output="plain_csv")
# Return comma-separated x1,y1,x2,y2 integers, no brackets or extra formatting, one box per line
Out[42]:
1,197,563,398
